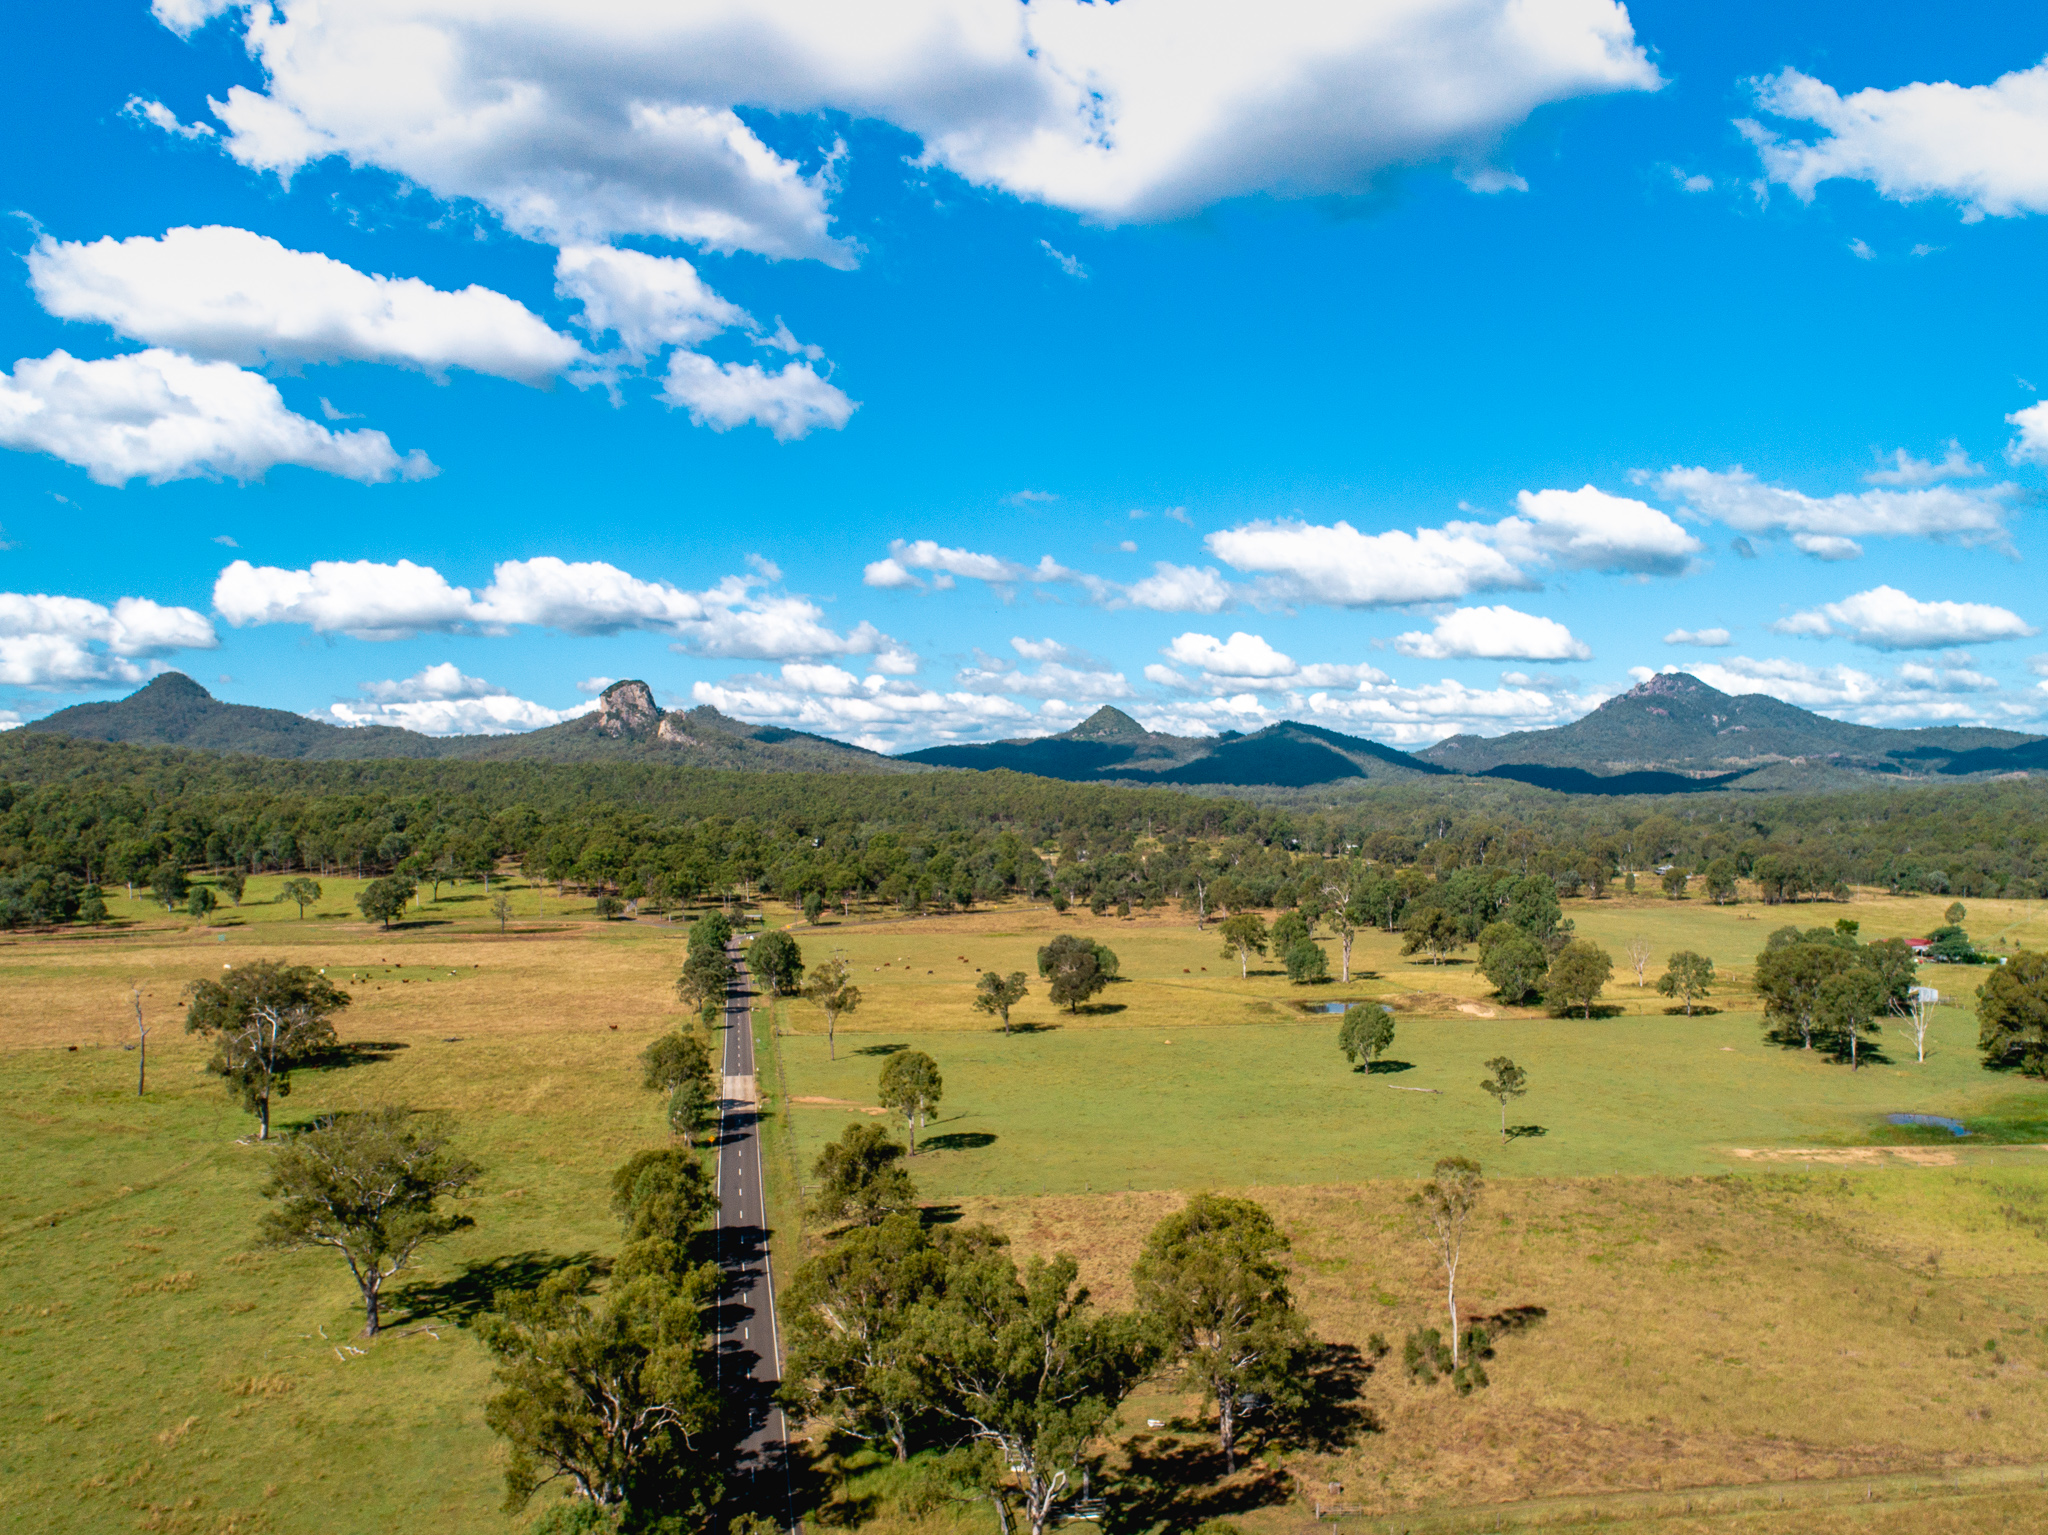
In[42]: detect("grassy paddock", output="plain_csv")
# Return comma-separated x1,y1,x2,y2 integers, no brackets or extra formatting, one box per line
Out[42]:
0,905,694,1535
769,895,2047,1198
934,1169,2048,1527
5,885,2048,1532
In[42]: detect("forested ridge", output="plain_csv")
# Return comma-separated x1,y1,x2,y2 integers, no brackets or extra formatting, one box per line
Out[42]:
3,733,2047,926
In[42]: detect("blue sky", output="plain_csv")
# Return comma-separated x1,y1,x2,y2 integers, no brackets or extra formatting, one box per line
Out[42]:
4,0,2047,750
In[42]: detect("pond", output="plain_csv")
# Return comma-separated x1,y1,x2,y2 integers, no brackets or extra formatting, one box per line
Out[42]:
1886,1112,1970,1136
1314,1001,1395,1014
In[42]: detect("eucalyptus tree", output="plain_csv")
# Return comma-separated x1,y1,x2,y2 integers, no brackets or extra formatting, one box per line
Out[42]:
973,971,1030,1034
1133,1194,1310,1472
184,960,351,1140
1217,913,1268,978
914,1250,1156,1535
258,1107,478,1336
1479,1056,1527,1143
878,1050,943,1155
1410,1157,1483,1367
1337,1004,1395,1072
803,955,863,1058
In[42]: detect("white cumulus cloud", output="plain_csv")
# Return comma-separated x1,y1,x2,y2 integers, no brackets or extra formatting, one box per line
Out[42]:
1206,519,1527,606
214,558,479,640
955,656,1134,701
337,661,600,732
1770,586,2036,650
1395,605,1591,661
1742,59,2048,221
1663,627,1731,647
212,554,907,661
661,351,854,440
1164,630,1298,679
1865,442,1983,486
0,349,433,486
29,226,586,385
359,661,500,702
156,0,1661,259
862,545,1231,612
1205,485,1697,607
862,540,1074,590
555,244,750,359
1124,562,1234,612
693,665,1035,753
331,665,597,735
1655,465,2013,551
1154,631,1387,693
0,591,217,688
2010,400,2048,466
1484,486,1702,575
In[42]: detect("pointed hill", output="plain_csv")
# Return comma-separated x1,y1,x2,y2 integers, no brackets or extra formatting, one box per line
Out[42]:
22,673,443,759
1418,672,2039,776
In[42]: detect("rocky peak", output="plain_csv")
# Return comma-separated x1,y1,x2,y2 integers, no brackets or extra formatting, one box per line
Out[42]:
593,679,661,736
1622,672,1717,703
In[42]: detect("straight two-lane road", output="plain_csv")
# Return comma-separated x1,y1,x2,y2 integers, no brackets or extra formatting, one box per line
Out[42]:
716,939,797,1526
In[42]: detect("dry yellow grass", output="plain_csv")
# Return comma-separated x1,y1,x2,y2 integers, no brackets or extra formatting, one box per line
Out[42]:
942,1170,2048,1526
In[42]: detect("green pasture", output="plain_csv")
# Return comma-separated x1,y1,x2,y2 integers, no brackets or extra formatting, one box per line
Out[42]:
7,883,2048,1533
0,944,682,1535
774,1005,2048,1200
92,869,637,931
766,889,2048,1198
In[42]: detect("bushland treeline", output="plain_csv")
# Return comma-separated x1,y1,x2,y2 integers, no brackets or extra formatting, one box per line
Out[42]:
2,734,2045,928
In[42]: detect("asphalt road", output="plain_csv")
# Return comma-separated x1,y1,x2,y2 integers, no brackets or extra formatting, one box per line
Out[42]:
716,940,798,1526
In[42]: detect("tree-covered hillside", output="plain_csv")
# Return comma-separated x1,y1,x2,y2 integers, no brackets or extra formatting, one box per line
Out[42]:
3,733,2047,930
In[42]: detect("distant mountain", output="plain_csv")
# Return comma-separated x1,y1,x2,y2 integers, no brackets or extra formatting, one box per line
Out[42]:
33,671,2043,796
26,675,918,775
22,673,442,759
899,706,1450,788
1419,672,2039,777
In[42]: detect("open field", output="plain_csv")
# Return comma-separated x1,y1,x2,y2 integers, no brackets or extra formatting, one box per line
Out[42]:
768,893,2048,1195
6,878,2048,1531
944,1169,2048,1529
0,884,692,1535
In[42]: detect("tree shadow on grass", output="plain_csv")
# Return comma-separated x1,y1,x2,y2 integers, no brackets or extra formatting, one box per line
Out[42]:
920,1131,996,1153
1362,1059,1415,1075
304,1039,410,1069
999,1021,1061,1035
1270,1341,1384,1455
1474,1304,1548,1334
1505,1124,1549,1141
390,1249,599,1325
1662,1005,1722,1016
855,1042,909,1057
1069,1002,1127,1017
1108,1435,1292,1534
1548,1003,1627,1020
